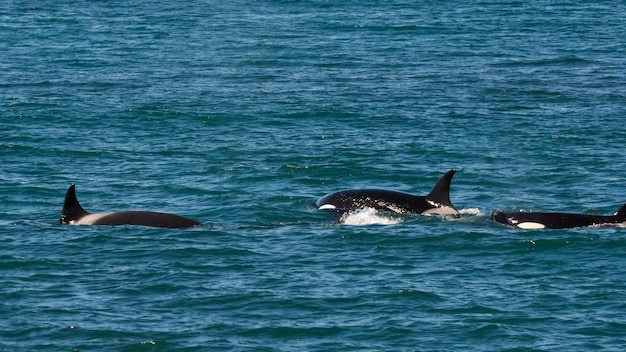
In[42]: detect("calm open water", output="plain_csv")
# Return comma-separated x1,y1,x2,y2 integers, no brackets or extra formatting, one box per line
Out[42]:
2,1,626,351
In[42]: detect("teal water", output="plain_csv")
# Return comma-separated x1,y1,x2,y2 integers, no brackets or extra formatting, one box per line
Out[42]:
2,1,626,350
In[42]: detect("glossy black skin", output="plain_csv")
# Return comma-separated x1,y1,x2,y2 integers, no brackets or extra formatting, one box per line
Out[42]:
316,169,458,215
81,211,201,228
60,184,201,229
492,203,626,229
316,189,443,214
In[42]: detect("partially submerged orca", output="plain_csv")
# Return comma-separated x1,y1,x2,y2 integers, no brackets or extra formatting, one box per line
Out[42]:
316,169,459,216
60,184,201,228
492,203,626,229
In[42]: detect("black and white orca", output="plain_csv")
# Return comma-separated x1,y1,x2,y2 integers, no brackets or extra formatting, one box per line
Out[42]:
60,184,201,228
316,169,459,216
492,203,626,229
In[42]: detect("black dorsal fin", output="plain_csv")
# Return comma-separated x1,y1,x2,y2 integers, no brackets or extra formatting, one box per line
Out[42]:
60,184,89,224
614,202,626,222
426,169,457,207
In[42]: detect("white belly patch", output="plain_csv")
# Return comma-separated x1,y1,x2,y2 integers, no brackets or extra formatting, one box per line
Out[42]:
516,222,546,229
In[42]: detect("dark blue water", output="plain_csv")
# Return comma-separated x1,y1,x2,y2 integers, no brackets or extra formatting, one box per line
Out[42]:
2,1,626,351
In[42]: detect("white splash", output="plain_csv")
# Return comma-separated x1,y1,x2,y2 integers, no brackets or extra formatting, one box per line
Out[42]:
459,208,484,216
340,208,402,226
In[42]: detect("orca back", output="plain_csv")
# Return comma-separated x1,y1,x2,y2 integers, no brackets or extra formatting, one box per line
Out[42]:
90,211,201,228
315,169,458,215
493,202,626,229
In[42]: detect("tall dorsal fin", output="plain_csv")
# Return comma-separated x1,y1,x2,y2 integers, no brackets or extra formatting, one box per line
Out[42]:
60,184,89,224
426,169,457,208
614,202,626,222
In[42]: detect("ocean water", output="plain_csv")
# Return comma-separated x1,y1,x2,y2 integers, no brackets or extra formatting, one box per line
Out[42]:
2,0,626,350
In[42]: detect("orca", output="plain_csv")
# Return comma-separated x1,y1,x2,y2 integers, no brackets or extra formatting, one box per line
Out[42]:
60,184,201,228
492,203,626,229
316,169,459,217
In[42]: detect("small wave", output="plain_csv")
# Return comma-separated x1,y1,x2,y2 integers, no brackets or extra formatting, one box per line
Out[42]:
338,208,485,226
340,208,403,226
459,208,486,216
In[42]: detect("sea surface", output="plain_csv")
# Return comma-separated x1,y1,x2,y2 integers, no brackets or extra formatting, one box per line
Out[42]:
2,1,626,351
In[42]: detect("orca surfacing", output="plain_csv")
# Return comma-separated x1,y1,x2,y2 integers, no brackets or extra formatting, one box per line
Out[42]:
60,184,201,228
492,203,626,229
316,169,459,218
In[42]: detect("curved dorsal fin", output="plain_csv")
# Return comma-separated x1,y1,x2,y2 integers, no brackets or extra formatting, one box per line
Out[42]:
60,184,89,223
614,202,626,222
426,169,456,207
